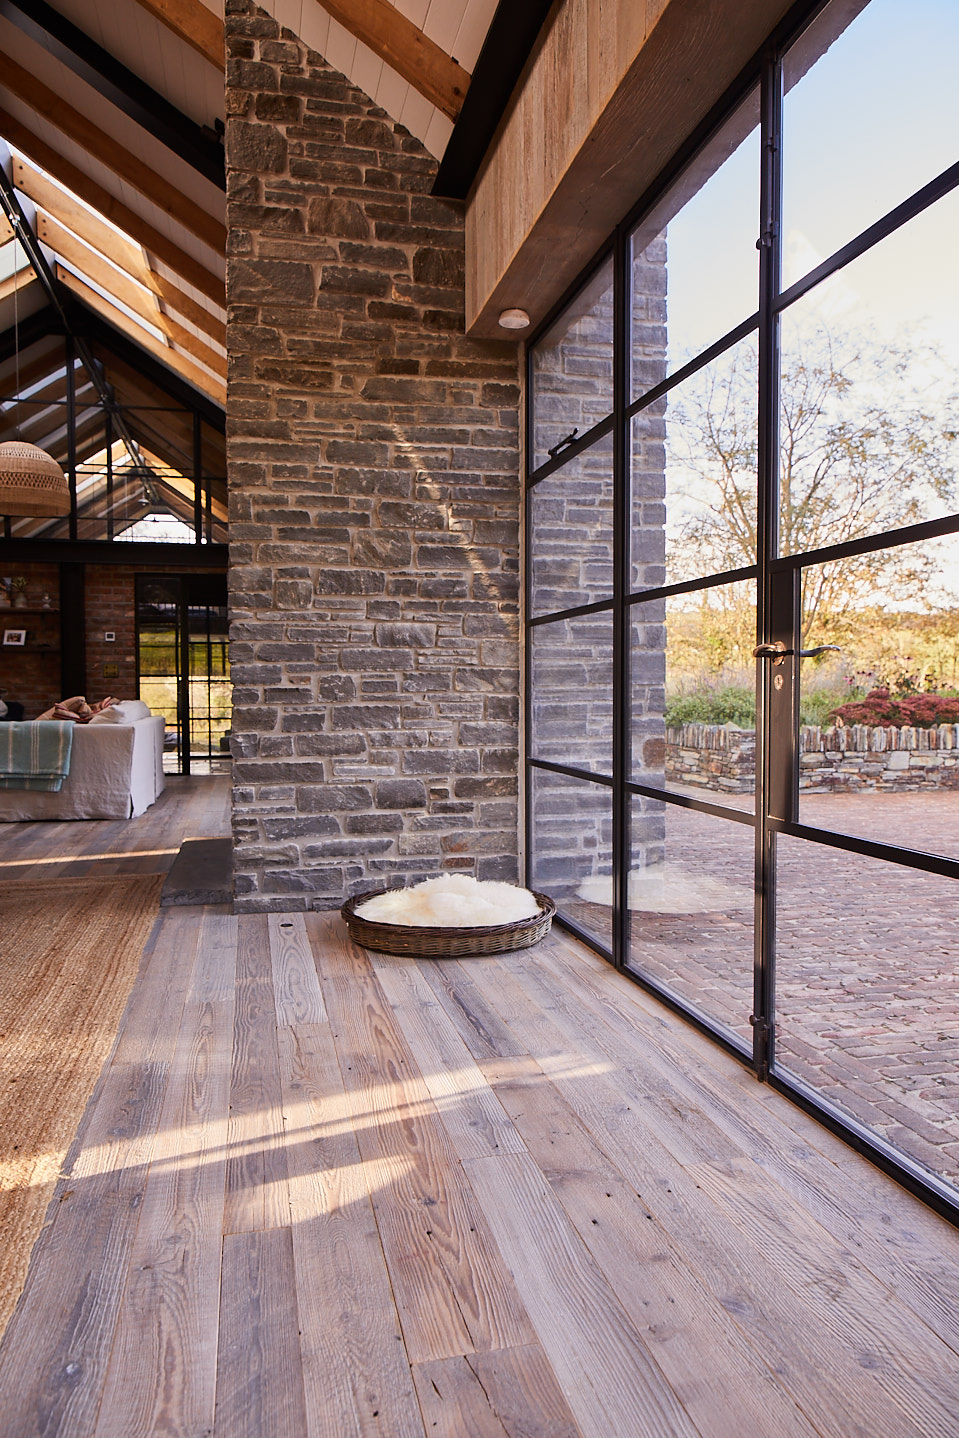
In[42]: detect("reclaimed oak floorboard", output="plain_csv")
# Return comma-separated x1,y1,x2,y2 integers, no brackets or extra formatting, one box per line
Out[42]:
467,947,959,1438
277,1021,425,1438
268,914,327,1026
224,916,289,1234
214,1229,308,1438
92,973,235,1436
533,930,959,1357
3,782,959,1436
308,913,535,1365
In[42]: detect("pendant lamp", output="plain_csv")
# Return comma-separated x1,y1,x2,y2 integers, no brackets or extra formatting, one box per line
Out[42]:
0,439,71,515
0,213,71,517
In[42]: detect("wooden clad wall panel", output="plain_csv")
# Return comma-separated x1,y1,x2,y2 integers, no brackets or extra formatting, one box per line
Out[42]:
465,0,795,336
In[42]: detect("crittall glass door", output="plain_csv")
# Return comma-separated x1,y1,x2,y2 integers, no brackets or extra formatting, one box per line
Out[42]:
525,0,959,1218
136,574,230,774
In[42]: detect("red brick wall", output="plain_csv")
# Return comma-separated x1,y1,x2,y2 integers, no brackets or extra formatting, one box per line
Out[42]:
0,561,226,717
84,566,138,701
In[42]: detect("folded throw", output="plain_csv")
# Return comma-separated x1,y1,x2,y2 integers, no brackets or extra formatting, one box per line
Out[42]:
0,720,75,791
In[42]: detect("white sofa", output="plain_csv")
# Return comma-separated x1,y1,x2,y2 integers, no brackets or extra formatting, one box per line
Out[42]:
0,706,166,821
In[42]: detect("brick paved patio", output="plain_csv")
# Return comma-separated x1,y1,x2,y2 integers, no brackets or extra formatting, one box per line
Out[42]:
568,791,959,1193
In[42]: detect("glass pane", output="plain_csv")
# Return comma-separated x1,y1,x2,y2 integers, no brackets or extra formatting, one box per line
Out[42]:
529,433,614,617
779,189,959,556
530,613,614,777
634,331,758,591
775,837,959,1193
782,0,959,289
797,534,959,858
632,579,757,808
529,767,613,950
627,797,754,1048
630,88,760,395
530,257,614,470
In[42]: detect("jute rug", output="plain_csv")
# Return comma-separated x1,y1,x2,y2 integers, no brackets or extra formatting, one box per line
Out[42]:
0,874,163,1339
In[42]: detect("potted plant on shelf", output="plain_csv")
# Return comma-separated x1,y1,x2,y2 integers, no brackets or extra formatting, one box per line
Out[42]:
11,577,28,609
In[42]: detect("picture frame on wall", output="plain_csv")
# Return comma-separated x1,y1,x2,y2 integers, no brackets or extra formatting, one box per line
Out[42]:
2,630,26,646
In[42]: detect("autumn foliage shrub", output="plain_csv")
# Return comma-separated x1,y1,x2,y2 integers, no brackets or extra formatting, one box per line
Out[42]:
830,687,959,728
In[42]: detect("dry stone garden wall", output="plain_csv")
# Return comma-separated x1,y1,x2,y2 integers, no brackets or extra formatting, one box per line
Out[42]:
666,722,959,792
225,0,521,911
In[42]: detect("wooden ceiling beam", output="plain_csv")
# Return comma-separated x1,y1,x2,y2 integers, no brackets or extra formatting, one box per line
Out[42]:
23,170,226,342
312,0,470,120
133,0,224,70
40,217,226,378
0,270,38,305
1,58,225,252
149,267,226,347
5,132,224,308
40,215,164,323
57,268,226,406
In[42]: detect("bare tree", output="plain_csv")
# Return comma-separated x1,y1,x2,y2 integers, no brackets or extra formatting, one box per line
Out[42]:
669,324,959,641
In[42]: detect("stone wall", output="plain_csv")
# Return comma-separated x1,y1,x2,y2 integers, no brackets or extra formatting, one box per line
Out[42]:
526,244,668,894
225,0,521,912
666,722,959,793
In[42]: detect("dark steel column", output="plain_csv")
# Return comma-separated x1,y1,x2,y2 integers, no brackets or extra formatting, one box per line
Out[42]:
65,336,78,541
752,51,784,1080
105,408,114,541
612,228,629,968
193,410,203,543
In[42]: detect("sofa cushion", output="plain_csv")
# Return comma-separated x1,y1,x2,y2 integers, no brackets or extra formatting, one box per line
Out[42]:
88,699,152,725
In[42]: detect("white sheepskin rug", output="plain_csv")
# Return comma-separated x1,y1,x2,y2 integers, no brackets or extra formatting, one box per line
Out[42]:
355,874,541,928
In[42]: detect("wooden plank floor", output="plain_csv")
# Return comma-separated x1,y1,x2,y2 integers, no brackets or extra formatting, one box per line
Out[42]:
2,783,959,1435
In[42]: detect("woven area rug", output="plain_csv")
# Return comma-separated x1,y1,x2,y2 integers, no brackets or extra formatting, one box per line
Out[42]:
0,874,163,1339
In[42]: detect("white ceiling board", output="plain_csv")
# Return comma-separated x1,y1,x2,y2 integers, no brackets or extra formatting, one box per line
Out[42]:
350,43,386,109
452,0,499,70
268,0,491,160
49,0,225,131
421,1,462,55
0,22,225,224
423,108,454,160
374,65,415,135
0,280,47,338
323,16,360,79
398,88,435,146
394,0,431,29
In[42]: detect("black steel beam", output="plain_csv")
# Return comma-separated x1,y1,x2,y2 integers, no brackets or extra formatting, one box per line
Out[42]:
0,0,224,189
0,537,227,566
432,0,555,199
59,560,85,695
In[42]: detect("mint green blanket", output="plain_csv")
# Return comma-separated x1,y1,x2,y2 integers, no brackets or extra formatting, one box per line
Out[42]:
0,721,75,792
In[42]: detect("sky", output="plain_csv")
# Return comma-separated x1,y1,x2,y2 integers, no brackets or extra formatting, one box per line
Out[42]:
660,0,959,372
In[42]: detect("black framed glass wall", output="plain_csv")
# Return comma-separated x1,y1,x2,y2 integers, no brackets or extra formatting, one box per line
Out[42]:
525,0,959,1220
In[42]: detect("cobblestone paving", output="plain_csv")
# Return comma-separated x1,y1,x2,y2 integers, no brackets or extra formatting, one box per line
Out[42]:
567,791,959,1191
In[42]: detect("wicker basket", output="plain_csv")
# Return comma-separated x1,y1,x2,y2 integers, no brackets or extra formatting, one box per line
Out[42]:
341,889,556,958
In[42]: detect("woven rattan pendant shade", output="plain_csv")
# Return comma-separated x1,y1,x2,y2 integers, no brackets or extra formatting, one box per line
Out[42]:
0,441,71,516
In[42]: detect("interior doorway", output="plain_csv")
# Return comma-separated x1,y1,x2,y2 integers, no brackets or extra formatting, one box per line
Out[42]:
135,573,230,775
